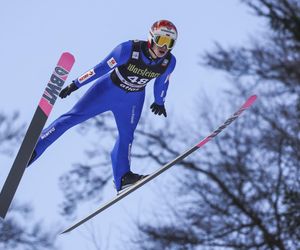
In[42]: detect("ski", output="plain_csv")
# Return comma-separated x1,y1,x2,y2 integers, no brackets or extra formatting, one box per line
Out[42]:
61,95,257,234
0,52,75,219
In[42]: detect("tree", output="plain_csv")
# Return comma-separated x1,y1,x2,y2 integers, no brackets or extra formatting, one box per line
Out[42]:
133,0,300,249
0,112,23,155
0,203,57,250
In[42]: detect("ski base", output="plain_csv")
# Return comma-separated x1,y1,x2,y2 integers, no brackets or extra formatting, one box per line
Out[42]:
0,52,75,219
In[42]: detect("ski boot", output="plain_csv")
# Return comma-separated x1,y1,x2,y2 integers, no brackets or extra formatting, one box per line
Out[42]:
117,171,148,194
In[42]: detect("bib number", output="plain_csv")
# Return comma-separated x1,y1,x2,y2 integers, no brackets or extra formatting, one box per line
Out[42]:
127,76,149,85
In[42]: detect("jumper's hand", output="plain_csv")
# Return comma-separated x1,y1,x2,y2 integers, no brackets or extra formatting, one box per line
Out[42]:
150,103,167,117
59,82,78,99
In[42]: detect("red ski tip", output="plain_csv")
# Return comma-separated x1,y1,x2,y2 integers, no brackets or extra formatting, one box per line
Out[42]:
243,95,257,109
196,95,257,148
59,52,75,71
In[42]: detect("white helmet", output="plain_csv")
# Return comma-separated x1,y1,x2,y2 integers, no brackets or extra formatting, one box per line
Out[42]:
148,20,178,50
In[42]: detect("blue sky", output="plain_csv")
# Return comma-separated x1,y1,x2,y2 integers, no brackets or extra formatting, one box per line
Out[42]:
0,0,264,249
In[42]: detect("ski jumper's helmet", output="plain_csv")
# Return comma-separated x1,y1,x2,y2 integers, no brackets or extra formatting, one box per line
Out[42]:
148,20,178,50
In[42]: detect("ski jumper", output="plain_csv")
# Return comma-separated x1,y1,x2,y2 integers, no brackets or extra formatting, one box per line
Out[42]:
29,40,176,191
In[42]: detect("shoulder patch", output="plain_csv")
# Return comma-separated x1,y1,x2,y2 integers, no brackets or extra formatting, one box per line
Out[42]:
132,51,139,59
162,59,169,67
107,57,117,68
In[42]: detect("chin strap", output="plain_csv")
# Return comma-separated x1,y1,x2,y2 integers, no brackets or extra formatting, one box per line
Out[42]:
146,40,158,60
149,47,158,60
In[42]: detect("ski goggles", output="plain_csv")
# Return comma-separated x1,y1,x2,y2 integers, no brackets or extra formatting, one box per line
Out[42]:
153,35,176,50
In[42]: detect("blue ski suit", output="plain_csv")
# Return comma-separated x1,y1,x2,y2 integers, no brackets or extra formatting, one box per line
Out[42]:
30,40,176,191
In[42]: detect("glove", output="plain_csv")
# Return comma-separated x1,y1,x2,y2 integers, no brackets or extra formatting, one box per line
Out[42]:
59,82,78,99
150,103,167,117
